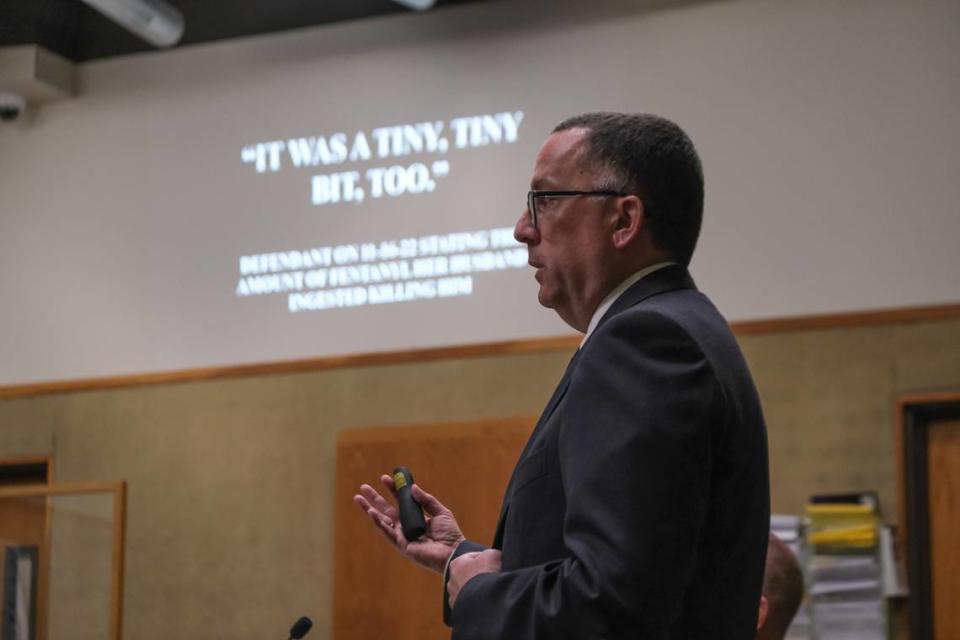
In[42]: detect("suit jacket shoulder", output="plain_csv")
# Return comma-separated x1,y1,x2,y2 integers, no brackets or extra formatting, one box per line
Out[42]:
450,266,770,640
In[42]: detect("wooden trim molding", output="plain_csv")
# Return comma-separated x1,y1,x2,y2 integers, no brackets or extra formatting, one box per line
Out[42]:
0,336,581,399
337,416,539,447
1,302,958,400
731,302,960,335
0,480,125,499
111,482,128,640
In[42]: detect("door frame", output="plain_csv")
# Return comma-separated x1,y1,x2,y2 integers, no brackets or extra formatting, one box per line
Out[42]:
0,481,126,640
0,456,51,640
896,391,960,640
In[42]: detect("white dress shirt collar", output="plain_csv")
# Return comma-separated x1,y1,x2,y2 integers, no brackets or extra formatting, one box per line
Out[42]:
580,262,676,347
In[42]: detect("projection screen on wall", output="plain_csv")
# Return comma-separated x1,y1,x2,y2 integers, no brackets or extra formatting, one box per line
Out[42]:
2,0,959,386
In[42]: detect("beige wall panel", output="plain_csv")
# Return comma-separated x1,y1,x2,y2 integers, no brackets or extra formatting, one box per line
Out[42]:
0,400,57,459
742,319,960,515
891,321,960,390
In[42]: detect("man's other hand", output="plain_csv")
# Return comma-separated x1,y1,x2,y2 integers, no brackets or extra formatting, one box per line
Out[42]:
447,549,502,608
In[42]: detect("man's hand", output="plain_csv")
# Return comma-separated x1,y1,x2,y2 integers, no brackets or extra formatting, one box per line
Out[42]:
447,549,502,608
354,475,465,574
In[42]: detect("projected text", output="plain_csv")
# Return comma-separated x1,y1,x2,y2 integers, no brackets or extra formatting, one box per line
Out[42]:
240,111,524,206
236,227,527,313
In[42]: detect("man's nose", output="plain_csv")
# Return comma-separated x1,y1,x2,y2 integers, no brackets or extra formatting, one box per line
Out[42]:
514,208,539,245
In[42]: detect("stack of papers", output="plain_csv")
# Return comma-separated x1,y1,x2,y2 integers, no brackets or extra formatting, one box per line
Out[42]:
805,497,886,639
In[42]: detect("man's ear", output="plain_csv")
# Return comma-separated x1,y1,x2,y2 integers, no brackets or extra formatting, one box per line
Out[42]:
611,195,644,250
757,594,769,632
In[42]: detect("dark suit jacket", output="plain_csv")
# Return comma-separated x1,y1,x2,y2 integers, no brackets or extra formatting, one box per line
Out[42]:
445,265,770,639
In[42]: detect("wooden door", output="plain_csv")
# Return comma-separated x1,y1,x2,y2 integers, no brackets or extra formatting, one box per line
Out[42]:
898,393,960,640
333,417,535,640
927,418,960,640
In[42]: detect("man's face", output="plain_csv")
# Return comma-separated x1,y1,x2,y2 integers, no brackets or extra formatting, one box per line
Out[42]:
514,128,615,331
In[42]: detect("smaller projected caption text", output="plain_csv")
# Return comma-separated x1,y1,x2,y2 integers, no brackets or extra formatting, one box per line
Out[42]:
235,227,526,313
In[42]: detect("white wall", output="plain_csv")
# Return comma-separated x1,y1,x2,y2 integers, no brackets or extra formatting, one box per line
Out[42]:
1,0,958,386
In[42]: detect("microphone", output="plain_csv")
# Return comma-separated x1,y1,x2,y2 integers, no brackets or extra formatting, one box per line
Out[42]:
392,466,427,541
288,616,312,640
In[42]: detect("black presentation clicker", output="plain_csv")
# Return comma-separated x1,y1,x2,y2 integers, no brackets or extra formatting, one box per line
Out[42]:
393,466,427,541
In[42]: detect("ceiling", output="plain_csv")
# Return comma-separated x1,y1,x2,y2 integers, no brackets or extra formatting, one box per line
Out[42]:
0,0,485,62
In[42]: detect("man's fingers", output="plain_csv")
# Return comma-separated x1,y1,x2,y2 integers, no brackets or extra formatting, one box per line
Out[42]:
354,495,391,528
353,493,386,522
450,551,480,569
369,508,396,536
379,474,400,497
353,493,371,514
411,484,447,516
360,484,399,519
353,493,402,547
359,483,386,503
370,510,404,547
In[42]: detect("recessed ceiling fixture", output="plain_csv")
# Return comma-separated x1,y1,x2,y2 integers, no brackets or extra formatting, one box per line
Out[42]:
79,0,185,48
390,0,438,10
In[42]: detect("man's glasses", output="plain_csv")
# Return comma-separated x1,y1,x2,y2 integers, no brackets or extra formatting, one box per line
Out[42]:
526,190,628,230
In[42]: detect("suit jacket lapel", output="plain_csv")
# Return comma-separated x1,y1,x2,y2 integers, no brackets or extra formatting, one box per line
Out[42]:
492,348,581,548
491,266,697,549
526,348,582,449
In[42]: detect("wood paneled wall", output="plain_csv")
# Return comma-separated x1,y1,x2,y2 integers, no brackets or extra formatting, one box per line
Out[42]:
0,316,958,639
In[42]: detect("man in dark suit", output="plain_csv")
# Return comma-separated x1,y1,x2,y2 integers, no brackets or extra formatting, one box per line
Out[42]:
355,112,770,639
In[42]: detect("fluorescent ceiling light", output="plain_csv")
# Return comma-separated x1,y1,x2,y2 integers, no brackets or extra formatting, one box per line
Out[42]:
80,0,185,48
390,0,437,10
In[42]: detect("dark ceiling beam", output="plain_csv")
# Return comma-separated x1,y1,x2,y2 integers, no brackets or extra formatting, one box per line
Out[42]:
0,0,482,63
